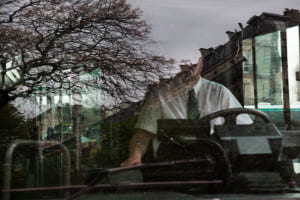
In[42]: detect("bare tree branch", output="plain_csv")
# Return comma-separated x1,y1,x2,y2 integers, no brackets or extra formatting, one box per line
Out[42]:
0,0,175,108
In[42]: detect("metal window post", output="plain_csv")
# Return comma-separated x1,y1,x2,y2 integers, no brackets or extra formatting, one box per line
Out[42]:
281,31,291,130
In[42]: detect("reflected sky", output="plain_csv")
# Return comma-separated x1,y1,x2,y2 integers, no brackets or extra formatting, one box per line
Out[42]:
128,0,300,63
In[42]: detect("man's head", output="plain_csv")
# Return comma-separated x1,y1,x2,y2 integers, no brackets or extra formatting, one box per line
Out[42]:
185,57,203,88
191,57,203,77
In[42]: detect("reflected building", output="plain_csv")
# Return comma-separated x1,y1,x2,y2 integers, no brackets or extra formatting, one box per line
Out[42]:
200,9,300,130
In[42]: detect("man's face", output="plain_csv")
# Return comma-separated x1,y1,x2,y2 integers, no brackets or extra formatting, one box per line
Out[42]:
184,58,203,87
190,58,203,77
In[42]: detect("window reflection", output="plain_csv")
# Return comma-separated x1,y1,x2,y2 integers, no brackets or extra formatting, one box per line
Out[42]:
255,31,283,106
242,39,255,106
9,69,103,190
243,32,284,129
287,26,300,129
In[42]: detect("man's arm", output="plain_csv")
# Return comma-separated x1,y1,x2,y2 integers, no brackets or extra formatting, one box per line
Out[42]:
120,129,154,166
222,87,253,124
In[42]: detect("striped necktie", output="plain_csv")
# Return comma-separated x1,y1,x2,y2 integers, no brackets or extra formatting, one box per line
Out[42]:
187,89,200,119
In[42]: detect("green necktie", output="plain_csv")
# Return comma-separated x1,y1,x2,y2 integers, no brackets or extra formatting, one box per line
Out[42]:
187,89,200,119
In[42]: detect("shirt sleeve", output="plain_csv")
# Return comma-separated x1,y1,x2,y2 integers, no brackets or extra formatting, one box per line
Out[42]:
222,87,253,124
135,93,162,135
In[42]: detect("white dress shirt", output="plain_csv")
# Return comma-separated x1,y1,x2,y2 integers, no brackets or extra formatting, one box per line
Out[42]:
135,77,252,155
136,77,251,134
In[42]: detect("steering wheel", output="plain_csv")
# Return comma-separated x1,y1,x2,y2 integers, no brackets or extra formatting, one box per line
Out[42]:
198,108,270,125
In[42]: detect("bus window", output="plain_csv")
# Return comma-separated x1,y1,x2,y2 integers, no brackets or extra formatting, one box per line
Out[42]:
243,31,284,129
242,39,255,106
256,31,284,129
287,25,300,129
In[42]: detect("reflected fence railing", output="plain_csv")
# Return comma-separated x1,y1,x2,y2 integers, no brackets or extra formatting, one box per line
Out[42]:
2,139,71,200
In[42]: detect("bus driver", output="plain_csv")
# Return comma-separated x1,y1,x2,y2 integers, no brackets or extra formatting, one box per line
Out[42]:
121,58,252,166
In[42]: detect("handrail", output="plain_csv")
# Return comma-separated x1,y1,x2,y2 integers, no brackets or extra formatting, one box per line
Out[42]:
67,158,220,200
2,180,223,193
1,158,225,200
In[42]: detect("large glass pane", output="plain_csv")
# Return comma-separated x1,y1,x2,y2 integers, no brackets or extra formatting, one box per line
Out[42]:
11,69,103,190
287,25,300,176
287,25,300,129
255,31,284,129
242,39,255,107
242,32,284,128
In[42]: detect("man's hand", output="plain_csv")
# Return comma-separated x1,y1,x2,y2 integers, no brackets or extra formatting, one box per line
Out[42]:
120,152,142,166
120,129,154,167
